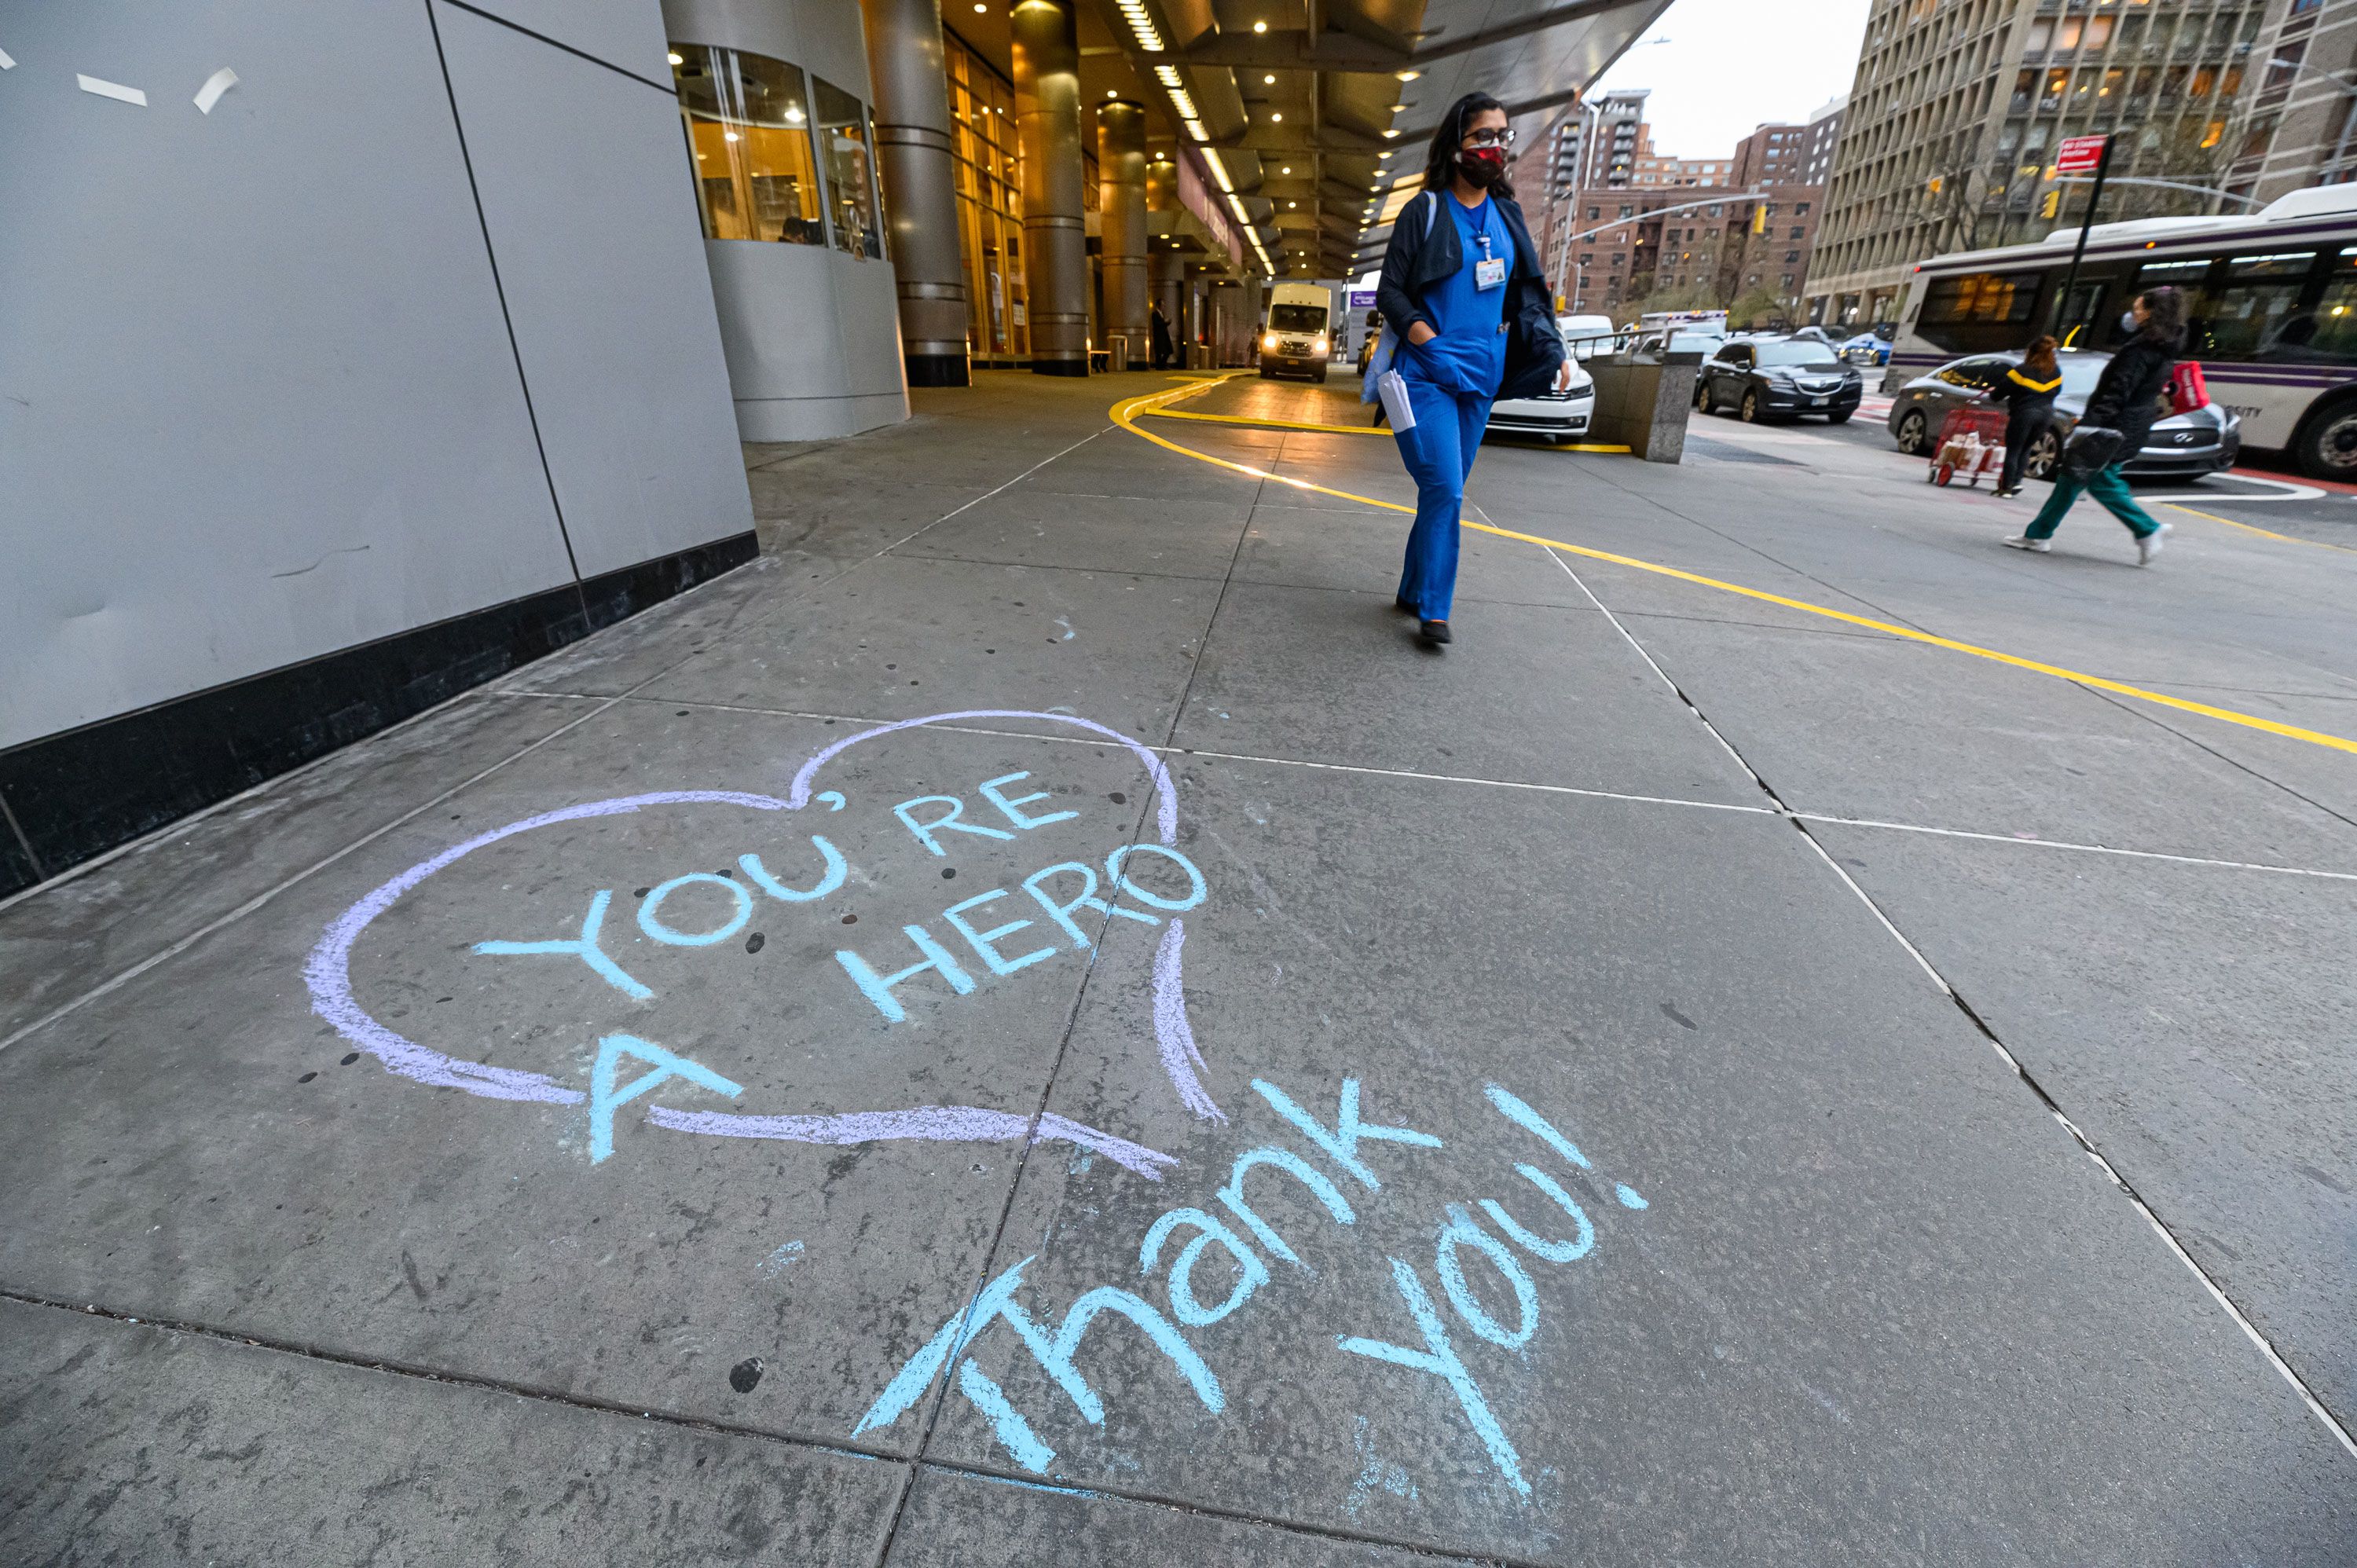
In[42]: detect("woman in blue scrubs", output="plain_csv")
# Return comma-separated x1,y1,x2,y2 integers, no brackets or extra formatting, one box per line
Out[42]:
1374,93,1569,647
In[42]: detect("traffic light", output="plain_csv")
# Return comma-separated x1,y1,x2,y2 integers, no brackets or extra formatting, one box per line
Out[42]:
2040,189,2062,219
1752,205,1767,234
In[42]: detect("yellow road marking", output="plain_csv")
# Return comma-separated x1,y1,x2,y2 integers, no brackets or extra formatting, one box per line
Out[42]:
1108,381,2357,758
1142,405,1633,453
2165,502,2357,555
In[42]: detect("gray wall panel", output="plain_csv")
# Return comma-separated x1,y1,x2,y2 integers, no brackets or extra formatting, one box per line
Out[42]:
456,0,676,85
0,2,576,752
435,2,754,580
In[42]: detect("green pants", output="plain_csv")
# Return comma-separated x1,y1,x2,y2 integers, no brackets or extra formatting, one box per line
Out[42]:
2025,461,2158,540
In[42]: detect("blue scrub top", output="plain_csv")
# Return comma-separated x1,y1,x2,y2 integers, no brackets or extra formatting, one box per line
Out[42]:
1404,193,1512,398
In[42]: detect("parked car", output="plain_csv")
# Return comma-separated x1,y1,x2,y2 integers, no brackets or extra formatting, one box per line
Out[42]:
1488,325,1599,442
1695,336,1864,423
1886,350,2241,480
1633,328,1725,358
1839,332,1891,367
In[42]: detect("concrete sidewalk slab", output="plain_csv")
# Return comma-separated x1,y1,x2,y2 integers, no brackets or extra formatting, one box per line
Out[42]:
1170,579,1763,806
0,1300,900,1566
917,756,2353,1563
1811,820,2357,1420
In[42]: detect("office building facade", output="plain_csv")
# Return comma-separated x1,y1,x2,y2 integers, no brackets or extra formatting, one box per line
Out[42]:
1806,0,2292,328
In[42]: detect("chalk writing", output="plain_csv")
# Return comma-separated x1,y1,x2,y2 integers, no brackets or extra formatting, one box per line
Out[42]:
303,711,1221,1173
856,1073,1651,1500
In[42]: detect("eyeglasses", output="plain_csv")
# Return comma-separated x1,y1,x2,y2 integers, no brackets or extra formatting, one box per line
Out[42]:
1461,128,1516,149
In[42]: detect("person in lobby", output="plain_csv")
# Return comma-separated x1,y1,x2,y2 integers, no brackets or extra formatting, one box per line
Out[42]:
1372,92,1569,647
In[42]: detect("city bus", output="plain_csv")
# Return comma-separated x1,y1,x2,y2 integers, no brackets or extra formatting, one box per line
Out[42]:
1884,185,2357,477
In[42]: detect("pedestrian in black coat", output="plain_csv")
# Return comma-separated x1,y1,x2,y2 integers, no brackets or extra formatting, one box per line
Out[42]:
1990,334,2062,498
2007,288,2187,565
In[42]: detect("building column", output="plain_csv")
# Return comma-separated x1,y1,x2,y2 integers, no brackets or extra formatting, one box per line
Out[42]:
1010,0,1089,376
1097,101,1150,371
860,0,971,387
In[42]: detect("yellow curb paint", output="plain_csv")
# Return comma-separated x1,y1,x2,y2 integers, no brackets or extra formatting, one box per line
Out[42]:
2165,502,2357,556
1109,383,2357,758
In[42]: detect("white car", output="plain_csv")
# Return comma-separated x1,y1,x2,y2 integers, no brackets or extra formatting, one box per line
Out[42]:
1486,317,1600,443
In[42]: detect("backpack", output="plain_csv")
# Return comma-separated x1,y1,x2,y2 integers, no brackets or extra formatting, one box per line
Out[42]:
2168,360,2208,416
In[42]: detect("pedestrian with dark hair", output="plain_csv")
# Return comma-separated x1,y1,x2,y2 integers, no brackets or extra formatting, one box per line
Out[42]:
1989,334,2062,500
2006,288,2187,564
1370,93,1568,647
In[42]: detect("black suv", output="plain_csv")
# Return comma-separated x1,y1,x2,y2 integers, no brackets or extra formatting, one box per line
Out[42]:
1695,337,1865,424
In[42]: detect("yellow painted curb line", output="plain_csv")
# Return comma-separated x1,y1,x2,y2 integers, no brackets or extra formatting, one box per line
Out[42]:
1109,381,2357,758
1142,405,1634,455
2165,502,2357,556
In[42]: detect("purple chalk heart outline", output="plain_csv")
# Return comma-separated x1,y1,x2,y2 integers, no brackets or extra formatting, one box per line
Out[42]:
303,710,1221,1180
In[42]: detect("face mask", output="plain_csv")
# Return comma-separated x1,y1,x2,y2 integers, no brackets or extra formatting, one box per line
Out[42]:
2121,310,2141,334
1458,146,1507,185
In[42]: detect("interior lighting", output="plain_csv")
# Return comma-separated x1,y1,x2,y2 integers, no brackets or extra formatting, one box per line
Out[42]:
1269,112,1282,122
667,51,684,64
1383,129,1400,138
1185,118,1208,141
1397,70,1420,81
1252,19,1268,31
1119,0,1165,52
1281,165,1292,174
724,130,741,141
785,106,805,123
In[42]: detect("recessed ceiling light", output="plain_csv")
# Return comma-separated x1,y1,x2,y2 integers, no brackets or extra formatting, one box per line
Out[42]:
1397,70,1420,82
1269,112,1281,122
1382,129,1400,138
1252,19,1268,31
667,51,684,64
1264,74,1277,84
724,130,740,141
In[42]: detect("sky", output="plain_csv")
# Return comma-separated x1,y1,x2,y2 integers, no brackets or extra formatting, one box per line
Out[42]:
1589,0,1874,160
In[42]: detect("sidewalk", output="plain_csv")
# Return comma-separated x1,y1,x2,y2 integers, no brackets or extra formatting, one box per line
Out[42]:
3,372,2352,1565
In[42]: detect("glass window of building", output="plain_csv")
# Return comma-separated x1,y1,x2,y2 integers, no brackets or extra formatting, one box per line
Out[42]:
672,45,827,246
813,76,885,260
945,31,1029,364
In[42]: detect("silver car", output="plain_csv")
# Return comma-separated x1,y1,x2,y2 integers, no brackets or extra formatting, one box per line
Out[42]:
1886,350,2240,480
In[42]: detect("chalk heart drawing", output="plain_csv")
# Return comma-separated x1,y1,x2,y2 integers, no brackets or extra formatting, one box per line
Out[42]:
305,712,1216,1179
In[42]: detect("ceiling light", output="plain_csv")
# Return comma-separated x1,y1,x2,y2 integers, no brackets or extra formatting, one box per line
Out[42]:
785,107,805,123
1108,90,1119,97
1252,19,1268,31
1382,129,1400,139
1397,70,1420,82
1156,64,1182,86
1389,103,1406,112
975,2,987,9
1378,149,1394,159
1287,200,1296,208
667,51,684,64
1269,112,1281,122
1264,74,1277,84
724,130,740,141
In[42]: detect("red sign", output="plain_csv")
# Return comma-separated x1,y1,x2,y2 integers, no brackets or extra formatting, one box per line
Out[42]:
2055,134,2110,175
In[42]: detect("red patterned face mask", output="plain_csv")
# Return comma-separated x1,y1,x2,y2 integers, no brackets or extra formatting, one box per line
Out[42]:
1457,146,1507,185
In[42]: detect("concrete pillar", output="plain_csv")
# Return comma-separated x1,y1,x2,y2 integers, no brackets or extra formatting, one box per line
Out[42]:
1097,101,1150,371
1010,0,1089,376
861,0,971,386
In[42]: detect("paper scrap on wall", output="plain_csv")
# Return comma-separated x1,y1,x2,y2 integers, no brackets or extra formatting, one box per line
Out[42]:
77,74,147,106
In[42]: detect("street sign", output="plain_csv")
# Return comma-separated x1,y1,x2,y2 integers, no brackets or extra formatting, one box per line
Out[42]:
2055,134,2110,175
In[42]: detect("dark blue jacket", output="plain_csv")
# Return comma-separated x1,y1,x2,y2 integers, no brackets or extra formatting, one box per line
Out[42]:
1376,188,1565,401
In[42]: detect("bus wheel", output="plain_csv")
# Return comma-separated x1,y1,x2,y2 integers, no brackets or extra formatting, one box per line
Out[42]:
2297,398,2357,479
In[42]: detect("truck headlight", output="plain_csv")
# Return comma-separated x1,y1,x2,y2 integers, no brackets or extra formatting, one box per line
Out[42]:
1263,333,1278,351
1313,336,1329,354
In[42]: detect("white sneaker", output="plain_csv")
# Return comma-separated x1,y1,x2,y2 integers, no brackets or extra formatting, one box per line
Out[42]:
2003,534,2051,552
2137,521,2171,566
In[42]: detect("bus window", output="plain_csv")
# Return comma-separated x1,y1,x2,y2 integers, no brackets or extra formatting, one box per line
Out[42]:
1915,269,2043,353
2194,251,2318,358
2266,248,2357,363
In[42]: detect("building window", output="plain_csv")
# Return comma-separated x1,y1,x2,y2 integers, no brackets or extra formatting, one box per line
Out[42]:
672,45,828,246
944,32,1028,361
814,77,886,260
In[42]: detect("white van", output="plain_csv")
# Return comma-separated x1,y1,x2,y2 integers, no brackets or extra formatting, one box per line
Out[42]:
1259,283,1333,380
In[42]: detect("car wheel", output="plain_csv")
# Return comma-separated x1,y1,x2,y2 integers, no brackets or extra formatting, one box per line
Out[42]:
2297,397,2357,480
1894,408,1930,456
1739,388,1765,423
1695,379,1711,412
2025,427,2061,481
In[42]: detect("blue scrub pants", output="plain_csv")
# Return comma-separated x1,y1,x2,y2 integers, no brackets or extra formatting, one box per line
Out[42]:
1391,377,1494,622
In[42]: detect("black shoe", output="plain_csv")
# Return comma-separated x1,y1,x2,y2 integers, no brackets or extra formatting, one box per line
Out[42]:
1419,619,1452,646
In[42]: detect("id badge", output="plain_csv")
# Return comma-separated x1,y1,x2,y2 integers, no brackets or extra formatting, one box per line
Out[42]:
1474,255,1507,291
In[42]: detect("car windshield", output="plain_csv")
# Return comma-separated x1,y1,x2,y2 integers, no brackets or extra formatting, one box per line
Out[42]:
2057,356,2105,397
1269,305,1326,332
1667,332,1722,354
1756,341,1842,369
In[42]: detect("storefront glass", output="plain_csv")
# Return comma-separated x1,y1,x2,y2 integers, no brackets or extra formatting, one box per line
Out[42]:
812,75,885,260
944,33,1028,363
671,46,827,246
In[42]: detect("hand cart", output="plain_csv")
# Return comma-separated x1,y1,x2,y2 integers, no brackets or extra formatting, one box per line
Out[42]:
1927,405,2009,489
